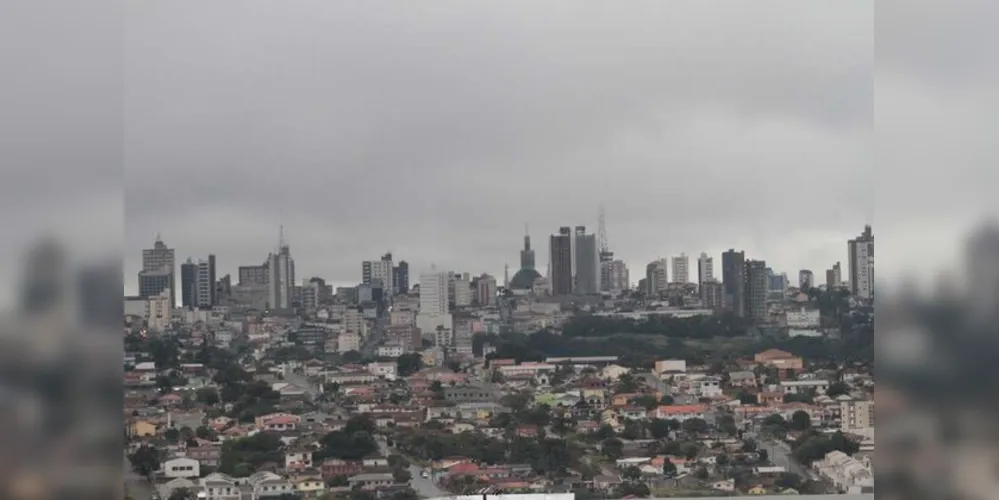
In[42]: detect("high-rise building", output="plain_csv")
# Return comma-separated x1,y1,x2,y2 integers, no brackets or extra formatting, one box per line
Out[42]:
180,258,197,308
700,279,724,309
645,259,668,296
826,262,842,290
362,254,394,297
697,252,714,288
268,243,295,310
417,268,451,335
195,255,217,308
142,235,176,306
238,263,268,286
476,274,497,307
769,270,789,294
744,260,769,322
721,249,746,317
799,269,814,290
671,253,689,283
394,260,410,294
451,273,473,307
574,226,600,295
550,227,574,295
138,269,172,301
19,238,66,315
601,260,629,294
848,225,875,300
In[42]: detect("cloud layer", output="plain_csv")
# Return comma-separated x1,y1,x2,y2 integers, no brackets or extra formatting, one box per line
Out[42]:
124,1,873,290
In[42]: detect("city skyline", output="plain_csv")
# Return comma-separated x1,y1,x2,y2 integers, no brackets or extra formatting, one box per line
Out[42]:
123,2,872,299
123,221,870,300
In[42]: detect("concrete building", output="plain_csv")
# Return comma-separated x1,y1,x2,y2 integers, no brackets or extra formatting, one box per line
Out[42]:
699,279,724,308
180,259,197,308
476,274,497,307
697,252,714,287
601,260,629,294
147,288,173,331
574,226,600,294
550,227,574,295
721,250,745,317
238,264,268,286
645,259,668,296
451,273,473,307
268,243,295,310
142,235,176,306
362,254,394,298
745,260,769,322
840,398,874,433
194,255,217,309
138,269,172,302
848,225,874,300
671,253,689,284
394,260,409,294
799,269,814,290
417,269,452,335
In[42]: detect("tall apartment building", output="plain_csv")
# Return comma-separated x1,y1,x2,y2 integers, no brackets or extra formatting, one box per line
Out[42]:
573,226,600,295
362,254,394,297
697,252,714,287
601,260,630,294
721,249,746,317
451,273,473,307
394,260,410,294
476,274,497,307
848,225,874,300
744,260,769,322
142,236,176,306
268,245,295,310
700,280,724,308
238,263,268,286
840,399,874,433
671,253,689,283
769,270,789,294
799,269,814,290
138,269,172,301
180,258,197,308
645,259,668,297
826,261,843,289
549,227,574,296
417,269,451,335
194,255,217,308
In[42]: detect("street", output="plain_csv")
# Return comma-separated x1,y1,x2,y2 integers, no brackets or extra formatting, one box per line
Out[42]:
761,439,815,480
408,464,446,499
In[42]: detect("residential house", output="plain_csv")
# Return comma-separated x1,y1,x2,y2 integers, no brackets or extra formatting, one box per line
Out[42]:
248,470,295,497
200,472,241,500
753,349,804,371
285,450,313,470
348,473,395,491
163,457,200,479
131,420,157,438
186,443,221,468
652,404,709,421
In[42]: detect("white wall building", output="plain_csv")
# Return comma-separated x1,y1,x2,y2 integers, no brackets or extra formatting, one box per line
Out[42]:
417,269,452,335
785,307,822,328
671,253,689,284
848,225,874,301
697,252,714,286
163,457,200,479
147,288,173,331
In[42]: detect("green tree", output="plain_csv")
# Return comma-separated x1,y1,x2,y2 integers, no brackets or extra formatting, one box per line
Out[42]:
164,427,180,443
196,387,220,406
396,353,423,377
631,395,659,411
662,460,677,477
826,381,850,398
129,445,160,478
392,468,412,483
622,466,642,481
601,438,623,460
790,410,812,431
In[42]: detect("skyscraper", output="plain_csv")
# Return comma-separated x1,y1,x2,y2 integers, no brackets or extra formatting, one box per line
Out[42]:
826,262,842,289
721,249,746,317
799,269,814,290
476,273,497,307
550,227,573,295
268,244,295,310
745,260,769,322
417,268,452,335
510,228,543,290
697,252,714,288
671,253,689,283
394,260,410,294
142,235,176,306
180,258,197,308
601,260,629,293
574,226,600,295
848,225,874,300
645,259,668,296
362,254,394,296
195,255,217,308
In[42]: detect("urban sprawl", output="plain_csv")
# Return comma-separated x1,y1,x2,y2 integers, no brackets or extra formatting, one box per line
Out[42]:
124,222,875,500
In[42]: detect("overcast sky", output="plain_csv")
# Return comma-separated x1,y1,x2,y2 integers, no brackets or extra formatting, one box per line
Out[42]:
122,1,875,293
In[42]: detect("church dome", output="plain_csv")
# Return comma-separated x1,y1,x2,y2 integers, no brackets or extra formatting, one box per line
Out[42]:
509,268,542,289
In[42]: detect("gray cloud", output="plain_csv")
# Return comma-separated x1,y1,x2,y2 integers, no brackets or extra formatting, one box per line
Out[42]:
125,1,872,290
